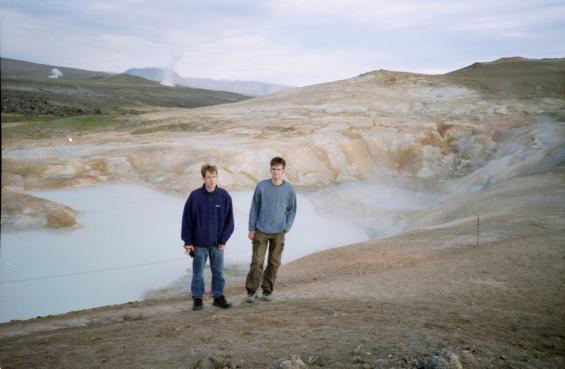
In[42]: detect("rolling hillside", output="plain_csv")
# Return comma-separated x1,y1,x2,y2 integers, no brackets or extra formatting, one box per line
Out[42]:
1,58,252,116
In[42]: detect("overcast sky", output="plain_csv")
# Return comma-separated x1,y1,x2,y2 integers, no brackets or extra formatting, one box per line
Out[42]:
1,0,563,86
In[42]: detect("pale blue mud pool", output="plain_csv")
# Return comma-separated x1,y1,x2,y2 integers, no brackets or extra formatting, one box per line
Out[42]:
0,183,371,322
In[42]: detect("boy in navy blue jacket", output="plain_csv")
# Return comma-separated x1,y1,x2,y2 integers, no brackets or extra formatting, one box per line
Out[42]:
182,164,234,311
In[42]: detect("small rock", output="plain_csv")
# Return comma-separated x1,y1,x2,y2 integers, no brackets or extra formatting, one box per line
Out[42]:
308,350,338,367
421,349,463,369
271,354,309,369
463,345,478,353
353,345,364,354
353,355,364,364
122,314,143,321
460,350,478,366
179,352,236,369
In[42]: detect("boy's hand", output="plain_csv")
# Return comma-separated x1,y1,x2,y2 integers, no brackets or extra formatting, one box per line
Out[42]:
184,245,195,257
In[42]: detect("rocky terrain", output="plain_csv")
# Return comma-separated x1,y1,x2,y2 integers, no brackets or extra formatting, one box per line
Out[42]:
3,58,564,228
0,168,563,368
1,57,564,368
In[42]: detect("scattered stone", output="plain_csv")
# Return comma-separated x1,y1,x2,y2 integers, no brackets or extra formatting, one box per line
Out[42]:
352,345,364,354
178,352,238,369
305,353,318,365
122,314,143,321
270,354,309,369
460,350,478,366
320,309,337,317
307,350,340,367
420,349,463,369
462,345,478,353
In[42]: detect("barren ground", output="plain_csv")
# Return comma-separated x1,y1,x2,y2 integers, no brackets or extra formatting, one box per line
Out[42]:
1,170,564,369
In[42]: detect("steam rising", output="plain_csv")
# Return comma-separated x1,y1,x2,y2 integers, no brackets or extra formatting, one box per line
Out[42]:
161,53,182,87
48,68,63,79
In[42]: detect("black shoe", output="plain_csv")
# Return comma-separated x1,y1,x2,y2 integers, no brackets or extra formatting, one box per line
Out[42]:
192,298,203,311
213,295,232,309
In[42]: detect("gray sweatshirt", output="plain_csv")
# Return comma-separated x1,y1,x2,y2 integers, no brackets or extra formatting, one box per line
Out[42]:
248,179,297,234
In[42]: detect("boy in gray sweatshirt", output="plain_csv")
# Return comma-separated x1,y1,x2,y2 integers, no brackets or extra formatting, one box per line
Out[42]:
246,156,297,302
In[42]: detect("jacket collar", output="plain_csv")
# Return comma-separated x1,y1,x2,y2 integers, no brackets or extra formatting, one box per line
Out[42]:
202,184,218,194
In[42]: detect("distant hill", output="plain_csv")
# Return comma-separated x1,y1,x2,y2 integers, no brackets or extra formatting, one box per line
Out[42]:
447,57,565,78
1,58,252,116
125,67,294,96
1,58,111,80
445,57,565,97
124,67,169,83
95,73,162,86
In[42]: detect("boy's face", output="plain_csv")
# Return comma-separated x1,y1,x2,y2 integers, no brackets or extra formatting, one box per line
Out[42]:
271,164,284,180
203,171,217,188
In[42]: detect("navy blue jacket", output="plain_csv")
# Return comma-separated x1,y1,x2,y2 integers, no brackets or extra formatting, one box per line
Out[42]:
181,185,234,248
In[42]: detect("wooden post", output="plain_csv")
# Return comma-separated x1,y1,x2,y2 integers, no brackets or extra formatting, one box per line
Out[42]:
476,216,480,247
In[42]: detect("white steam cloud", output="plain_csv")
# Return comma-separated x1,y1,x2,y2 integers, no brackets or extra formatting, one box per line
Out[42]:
161,53,182,87
48,68,63,79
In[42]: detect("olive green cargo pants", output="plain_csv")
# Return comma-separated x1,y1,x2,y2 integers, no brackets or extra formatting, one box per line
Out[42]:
245,230,285,293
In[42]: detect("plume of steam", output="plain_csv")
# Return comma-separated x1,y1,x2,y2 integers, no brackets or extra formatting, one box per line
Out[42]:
49,68,63,79
161,53,182,87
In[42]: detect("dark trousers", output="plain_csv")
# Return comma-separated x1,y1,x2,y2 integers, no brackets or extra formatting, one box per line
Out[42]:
245,230,285,293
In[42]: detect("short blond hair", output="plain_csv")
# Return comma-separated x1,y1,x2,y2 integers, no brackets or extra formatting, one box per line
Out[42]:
201,164,217,178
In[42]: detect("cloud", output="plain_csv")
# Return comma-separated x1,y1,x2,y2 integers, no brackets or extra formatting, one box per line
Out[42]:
0,8,171,72
1,0,563,86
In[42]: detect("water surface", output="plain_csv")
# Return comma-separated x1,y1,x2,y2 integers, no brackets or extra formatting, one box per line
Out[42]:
0,183,369,322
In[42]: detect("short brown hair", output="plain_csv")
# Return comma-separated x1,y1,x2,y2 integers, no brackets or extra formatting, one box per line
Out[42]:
270,156,286,168
201,164,217,178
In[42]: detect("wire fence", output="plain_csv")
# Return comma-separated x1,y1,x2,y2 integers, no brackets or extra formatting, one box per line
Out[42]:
0,257,189,285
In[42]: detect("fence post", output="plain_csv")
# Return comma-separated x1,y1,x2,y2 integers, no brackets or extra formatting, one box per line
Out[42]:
476,216,480,247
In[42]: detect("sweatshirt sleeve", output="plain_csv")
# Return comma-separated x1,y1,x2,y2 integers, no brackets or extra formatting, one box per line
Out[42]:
220,192,235,245
248,184,261,231
181,193,194,246
284,189,297,233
